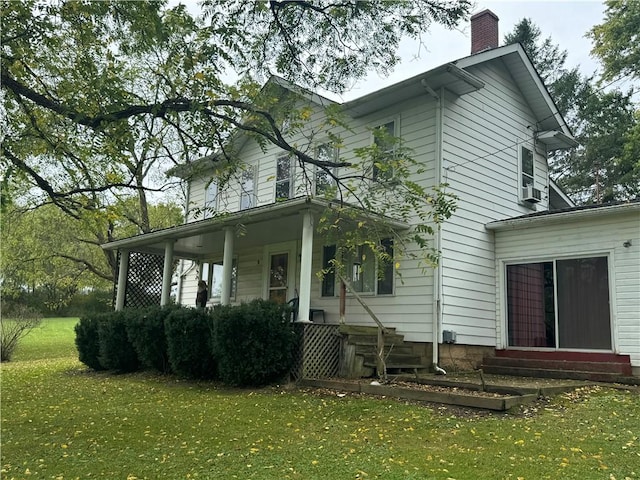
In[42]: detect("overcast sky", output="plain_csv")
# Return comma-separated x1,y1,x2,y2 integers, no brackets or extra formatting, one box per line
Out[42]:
337,0,607,101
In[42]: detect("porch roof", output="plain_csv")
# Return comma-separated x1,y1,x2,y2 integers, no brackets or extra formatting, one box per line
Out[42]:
101,197,409,260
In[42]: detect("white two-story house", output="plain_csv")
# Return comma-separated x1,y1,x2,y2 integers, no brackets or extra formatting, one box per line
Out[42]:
103,10,639,378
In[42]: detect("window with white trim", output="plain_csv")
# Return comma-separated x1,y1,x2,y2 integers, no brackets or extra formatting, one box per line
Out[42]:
372,120,396,182
204,258,238,302
314,143,337,196
329,239,394,295
240,166,256,210
520,146,534,188
275,155,293,201
203,181,218,219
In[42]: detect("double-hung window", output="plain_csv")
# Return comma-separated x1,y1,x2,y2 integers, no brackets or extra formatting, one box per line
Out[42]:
275,155,294,201
372,120,396,182
520,146,534,188
203,181,218,219
321,240,394,296
314,143,337,197
240,166,256,210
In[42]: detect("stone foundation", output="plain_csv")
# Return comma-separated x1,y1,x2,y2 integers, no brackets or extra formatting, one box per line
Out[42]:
438,344,495,372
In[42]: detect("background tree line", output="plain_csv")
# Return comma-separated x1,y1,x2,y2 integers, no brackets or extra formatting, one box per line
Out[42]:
505,2,639,204
1,0,637,316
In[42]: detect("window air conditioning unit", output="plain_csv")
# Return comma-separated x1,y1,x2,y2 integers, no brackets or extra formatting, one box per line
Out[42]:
522,185,542,203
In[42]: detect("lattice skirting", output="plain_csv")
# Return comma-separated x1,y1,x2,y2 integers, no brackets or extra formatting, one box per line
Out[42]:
293,323,340,380
113,251,165,309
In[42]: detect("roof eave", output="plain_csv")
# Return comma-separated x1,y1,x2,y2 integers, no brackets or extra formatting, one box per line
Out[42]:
101,197,410,253
486,202,640,231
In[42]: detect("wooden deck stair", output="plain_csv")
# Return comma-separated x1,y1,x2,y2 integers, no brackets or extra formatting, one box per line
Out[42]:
482,350,638,384
338,325,430,377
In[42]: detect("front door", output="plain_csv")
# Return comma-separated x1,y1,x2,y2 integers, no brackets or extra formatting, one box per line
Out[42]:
268,252,289,304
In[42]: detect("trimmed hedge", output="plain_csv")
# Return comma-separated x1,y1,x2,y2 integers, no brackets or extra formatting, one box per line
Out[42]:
164,307,217,379
125,305,176,374
75,301,299,387
97,310,140,373
214,299,296,387
75,314,106,371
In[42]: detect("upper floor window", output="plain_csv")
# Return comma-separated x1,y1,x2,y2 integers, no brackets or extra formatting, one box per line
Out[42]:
315,143,337,197
275,155,293,201
240,166,256,210
204,181,218,219
521,146,534,188
372,120,396,181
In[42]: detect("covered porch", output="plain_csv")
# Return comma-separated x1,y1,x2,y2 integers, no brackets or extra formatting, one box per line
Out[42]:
101,197,408,325
103,198,325,322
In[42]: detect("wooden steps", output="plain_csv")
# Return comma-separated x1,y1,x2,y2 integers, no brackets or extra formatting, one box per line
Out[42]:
338,325,430,377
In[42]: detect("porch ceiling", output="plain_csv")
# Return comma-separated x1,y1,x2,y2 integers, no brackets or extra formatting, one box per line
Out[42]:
101,197,409,260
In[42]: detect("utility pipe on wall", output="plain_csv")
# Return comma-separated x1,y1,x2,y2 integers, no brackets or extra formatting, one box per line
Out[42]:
421,79,445,373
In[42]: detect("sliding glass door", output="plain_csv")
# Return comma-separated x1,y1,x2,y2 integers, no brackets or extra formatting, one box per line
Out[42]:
506,257,611,350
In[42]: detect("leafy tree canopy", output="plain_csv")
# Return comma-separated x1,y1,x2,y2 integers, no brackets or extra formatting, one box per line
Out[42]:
505,17,639,204
2,0,471,281
2,0,471,211
590,0,640,82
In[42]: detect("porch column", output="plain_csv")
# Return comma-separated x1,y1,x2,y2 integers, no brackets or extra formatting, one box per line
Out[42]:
160,240,175,306
220,227,234,306
298,210,314,322
115,249,129,311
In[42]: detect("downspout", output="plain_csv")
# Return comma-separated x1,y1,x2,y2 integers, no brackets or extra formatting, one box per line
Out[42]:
421,80,446,375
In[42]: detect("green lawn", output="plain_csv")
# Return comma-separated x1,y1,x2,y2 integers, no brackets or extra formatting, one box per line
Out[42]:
1,318,639,479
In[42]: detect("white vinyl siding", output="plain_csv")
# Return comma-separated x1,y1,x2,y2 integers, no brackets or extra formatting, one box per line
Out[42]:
438,60,550,347
177,59,575,351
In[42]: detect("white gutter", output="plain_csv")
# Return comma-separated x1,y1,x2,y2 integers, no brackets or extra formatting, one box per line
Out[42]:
101,197,321,251
486,201,640,231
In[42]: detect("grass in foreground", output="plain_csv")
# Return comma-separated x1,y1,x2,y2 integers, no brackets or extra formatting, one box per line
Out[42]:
1,318,639,480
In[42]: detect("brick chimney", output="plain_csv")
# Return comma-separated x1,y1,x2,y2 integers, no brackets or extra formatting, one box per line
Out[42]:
470,9,499,54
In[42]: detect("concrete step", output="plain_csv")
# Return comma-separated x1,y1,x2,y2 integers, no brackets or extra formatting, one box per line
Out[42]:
483,356,633,375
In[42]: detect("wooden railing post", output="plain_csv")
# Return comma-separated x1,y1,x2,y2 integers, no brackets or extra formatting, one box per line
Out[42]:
336,272,390,380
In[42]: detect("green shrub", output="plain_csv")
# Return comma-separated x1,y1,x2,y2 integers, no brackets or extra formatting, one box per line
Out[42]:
75,314,106,370
126,305,177,374
0,304,43,362
214,300,296,387
97,311,140,373
164,308,216,379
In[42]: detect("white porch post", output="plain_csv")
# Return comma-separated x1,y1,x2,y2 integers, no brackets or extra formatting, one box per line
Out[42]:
115,249,129,311
160,240,175,306
221,227,234,306
298,210,314,322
